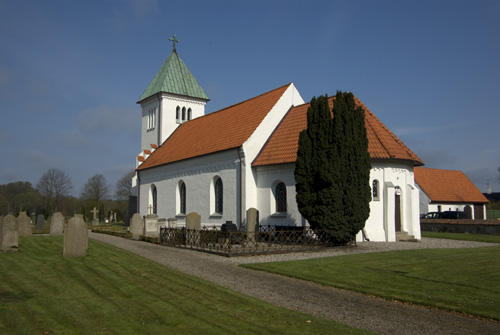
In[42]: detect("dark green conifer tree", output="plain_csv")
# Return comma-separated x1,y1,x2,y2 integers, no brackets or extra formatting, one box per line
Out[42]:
295,92,371,244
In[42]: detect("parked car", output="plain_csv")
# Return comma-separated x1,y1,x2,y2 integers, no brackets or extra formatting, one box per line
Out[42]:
439,211,467,219
421,211,467,219
422,212,441,219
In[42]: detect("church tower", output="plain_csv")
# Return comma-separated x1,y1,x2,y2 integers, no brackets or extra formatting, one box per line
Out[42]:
137,35,210,163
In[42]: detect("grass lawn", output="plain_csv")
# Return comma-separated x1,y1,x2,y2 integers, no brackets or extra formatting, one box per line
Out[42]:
242,246,500,321
422,231,500,243
0,237,370,335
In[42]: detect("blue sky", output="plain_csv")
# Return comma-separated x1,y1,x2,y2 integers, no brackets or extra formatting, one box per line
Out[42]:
1,0,499,197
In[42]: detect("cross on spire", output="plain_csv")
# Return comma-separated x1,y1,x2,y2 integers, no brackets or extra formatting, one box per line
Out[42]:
169,34,179,51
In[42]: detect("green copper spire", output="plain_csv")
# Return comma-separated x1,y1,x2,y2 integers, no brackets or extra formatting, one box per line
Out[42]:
138,36,209,103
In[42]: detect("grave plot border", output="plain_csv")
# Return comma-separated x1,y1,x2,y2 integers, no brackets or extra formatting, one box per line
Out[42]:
159,225,355,257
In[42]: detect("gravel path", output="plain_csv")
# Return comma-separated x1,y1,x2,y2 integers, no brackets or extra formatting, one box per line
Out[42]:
89,232,500,335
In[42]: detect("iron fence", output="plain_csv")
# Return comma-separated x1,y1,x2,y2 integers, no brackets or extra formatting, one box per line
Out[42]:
159,225,354,257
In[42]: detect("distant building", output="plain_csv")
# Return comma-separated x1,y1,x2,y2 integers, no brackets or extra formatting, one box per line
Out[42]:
415,167,489,219
131,40,424,242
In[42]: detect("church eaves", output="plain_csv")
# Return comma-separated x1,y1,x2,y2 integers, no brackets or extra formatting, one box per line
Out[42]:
252,95,423,167
136,84,292,171
138,49,209,103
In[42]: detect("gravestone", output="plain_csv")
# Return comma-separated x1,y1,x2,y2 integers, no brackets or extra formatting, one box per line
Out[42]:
158,218,167,229
221,220,239,245
185,212,201,245
63,216,87,258
167,218,177,228
50,212,65,236
1,214,18,252
17,211,32,236
35,214,45,231
144,214,159,236
91,207,99,227
129,213,143,240
185,212,201,230
246,208,259,243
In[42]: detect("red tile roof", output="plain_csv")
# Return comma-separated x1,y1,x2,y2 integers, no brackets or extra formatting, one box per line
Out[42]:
415,167,488,203
137,84,292,171
252,95,423,166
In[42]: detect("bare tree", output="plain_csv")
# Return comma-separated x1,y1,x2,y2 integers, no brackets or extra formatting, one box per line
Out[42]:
115,170,135,200
81,174,109,206
36,168,73,213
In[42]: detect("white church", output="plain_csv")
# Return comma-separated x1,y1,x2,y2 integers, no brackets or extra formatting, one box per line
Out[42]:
131,39,423,242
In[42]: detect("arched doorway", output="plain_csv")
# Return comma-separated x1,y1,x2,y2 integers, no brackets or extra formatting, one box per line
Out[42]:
395,186,402,232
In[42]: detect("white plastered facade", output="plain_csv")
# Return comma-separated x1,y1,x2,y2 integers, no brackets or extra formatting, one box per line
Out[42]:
134,84,421,241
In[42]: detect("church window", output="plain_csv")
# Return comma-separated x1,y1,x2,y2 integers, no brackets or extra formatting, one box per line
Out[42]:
147,108,156,131
182,107,186,121
215,177,223,215
188,108,192,120
179,181,186,215
151,184,158,215
372,180,380,201
276,182,287,213
176,106,180,123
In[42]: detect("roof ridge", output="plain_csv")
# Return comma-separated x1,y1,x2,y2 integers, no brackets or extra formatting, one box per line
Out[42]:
206,83,293,115
353,95,423,165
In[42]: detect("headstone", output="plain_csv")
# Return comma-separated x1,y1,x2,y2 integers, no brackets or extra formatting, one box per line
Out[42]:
221,220,238,245
129,213,143,240
144,213,159,236
167,218,177,228
35,214,45,231
127,196,138,226
17,211,32,236
1,214,18,252
185,212,201,230
99,208,104,223
50,212,65,236
246,208,259,243
158,218,167,229
91,207,99,227
63,216,88,258
185,212,201,245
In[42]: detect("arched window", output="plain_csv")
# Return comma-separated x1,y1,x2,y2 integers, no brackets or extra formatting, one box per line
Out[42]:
276,182,287,213
372,180,379,201
215,177,223,215
179,181,186,215
151,184,158,215
187,108,192,120
182,107,186,121
176,106,180,123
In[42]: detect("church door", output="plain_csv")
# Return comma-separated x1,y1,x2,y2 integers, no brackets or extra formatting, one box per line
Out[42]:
395,194,401,232
474,204,484,219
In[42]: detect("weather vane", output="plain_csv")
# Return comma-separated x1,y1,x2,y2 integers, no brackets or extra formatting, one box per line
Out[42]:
169,34,179,51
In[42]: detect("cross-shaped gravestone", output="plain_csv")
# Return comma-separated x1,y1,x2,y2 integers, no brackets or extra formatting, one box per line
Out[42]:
148,204,153,215
169,34,179,50
91,207,98,220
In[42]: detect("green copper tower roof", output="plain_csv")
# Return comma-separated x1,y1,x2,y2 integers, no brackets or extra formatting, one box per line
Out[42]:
138,49,209,103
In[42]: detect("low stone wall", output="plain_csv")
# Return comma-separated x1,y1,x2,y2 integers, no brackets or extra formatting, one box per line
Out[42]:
421,219,500,235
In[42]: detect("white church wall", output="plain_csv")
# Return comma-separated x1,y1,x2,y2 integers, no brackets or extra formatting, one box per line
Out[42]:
139,93,207,151
138,150,239,227
254,161,421,242
243,84,304,211
160,93,207,143
356,161,421,242
140,98,159,151
255,164,302,227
